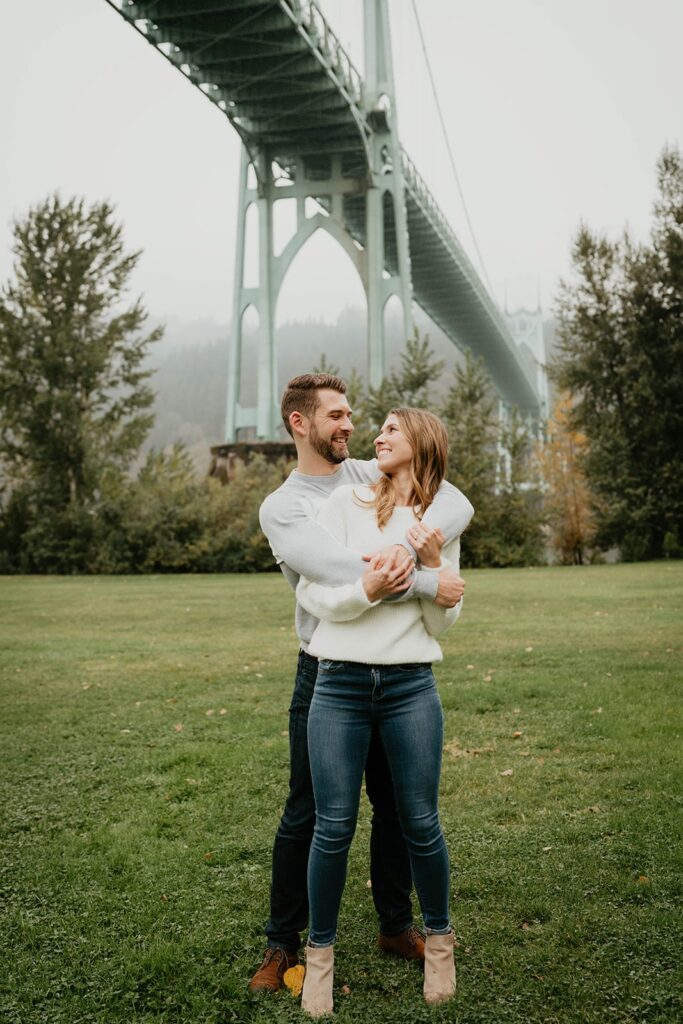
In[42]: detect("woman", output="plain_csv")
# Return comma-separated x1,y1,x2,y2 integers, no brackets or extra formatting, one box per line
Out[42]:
296,407,464,1016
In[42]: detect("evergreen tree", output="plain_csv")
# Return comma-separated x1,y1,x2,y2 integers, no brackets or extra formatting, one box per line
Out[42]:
348,330,445,459
553,146,683,560
439,351,499,566
0,194,161,571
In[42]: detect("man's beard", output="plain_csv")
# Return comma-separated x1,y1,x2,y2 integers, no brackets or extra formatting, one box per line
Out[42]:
310,422,349,465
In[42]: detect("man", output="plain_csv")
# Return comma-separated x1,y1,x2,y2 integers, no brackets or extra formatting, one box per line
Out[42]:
249,373,473,992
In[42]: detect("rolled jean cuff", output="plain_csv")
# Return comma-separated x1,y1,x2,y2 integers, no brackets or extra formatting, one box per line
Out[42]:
307,937,335,949
424,924,453,936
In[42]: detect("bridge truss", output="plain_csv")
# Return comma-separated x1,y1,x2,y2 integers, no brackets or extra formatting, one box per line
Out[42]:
105,0,547,439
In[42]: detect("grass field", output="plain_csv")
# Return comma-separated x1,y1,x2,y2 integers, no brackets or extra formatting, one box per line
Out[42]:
1,563,681,1024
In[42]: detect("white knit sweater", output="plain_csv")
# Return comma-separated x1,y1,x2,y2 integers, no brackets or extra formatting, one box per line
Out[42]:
296,485,462,665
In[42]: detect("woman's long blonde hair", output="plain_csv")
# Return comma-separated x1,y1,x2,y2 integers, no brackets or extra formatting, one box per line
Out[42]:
362,407,449,528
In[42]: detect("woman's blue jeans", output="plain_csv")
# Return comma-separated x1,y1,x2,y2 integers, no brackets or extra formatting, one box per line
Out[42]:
307,660,451,946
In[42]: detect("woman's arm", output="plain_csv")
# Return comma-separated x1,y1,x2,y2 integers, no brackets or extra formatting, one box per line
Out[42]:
347,458,474,558
419,538,463,636
296,575,379,623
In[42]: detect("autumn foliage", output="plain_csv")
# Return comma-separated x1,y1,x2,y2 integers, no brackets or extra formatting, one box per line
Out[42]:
535,394,596,564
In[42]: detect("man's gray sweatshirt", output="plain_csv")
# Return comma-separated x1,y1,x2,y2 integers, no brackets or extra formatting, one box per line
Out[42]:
259,458,474,649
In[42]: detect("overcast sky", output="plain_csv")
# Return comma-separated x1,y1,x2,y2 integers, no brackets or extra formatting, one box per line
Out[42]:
1,0,681,333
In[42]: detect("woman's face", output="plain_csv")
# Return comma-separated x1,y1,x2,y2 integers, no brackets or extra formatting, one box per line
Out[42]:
374,414,413,473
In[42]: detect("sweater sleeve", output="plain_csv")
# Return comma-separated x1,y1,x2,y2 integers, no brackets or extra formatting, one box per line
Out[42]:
259,488,366,586
296,575,379,622
294,490,381,622
349,460,475,559
420,480,474,544
419,538,463,637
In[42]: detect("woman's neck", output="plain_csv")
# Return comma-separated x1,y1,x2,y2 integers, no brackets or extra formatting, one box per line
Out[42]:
389,468,414,506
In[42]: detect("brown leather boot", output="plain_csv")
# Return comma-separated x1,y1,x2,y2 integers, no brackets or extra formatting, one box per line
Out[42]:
378,925,425,961
248,946,299,993
423,930,456,1004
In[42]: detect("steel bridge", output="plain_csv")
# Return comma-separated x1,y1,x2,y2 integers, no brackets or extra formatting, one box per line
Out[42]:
105,0,547,439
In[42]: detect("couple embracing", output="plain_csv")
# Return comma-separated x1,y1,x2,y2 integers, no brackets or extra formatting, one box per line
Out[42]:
251,372,473,1015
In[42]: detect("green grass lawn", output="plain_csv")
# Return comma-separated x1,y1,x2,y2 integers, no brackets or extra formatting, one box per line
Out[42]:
1,563,681,1023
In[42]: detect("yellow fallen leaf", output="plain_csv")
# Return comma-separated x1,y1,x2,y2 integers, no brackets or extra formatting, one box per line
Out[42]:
173,723,183,732
283,964,305,996
500,768,513,777
513,731,523,738
525,646,533,652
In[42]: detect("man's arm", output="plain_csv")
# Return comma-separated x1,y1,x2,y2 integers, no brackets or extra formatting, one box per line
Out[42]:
348,457,474,557
260,490,366,587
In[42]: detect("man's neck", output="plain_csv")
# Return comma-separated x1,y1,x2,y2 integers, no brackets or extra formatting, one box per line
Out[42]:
296,450,344,477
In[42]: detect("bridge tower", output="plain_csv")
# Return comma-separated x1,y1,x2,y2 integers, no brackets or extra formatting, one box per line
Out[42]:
225,0,413,441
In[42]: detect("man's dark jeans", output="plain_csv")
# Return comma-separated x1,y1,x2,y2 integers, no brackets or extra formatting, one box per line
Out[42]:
265,649,414,951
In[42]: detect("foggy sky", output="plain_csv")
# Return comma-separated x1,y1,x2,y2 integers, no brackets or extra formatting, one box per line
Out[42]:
1,0,681,332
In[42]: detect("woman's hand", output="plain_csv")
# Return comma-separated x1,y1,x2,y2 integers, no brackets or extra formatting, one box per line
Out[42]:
362,551,413,601
406,523,445,568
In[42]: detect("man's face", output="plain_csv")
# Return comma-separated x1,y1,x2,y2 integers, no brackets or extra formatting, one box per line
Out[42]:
307,388,354,464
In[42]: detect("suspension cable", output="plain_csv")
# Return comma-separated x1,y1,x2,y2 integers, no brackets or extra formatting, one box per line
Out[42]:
410,0,495,298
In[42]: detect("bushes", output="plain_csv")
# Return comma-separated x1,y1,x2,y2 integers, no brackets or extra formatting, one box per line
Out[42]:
0,449,290,574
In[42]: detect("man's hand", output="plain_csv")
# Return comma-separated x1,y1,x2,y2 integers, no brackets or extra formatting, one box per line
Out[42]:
362,543,413,575
434,567,465,608
405,523,445,568
362,551,413,602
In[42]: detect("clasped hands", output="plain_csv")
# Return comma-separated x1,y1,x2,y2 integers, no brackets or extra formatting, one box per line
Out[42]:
361,523,465,606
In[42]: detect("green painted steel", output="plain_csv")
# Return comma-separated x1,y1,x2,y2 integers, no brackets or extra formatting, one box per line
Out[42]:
104,0,546,438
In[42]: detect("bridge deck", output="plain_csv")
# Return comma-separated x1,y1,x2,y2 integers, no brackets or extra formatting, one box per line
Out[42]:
108,0,540,412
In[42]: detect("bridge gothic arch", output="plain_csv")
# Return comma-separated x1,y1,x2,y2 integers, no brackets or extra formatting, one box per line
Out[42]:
224,144,415,441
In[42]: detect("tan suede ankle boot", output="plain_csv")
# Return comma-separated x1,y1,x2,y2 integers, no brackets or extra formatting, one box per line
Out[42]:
301,942,334,1017
423,930,456,1004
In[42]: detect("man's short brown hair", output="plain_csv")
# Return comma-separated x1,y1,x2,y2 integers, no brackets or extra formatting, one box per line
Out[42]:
281,373,347,437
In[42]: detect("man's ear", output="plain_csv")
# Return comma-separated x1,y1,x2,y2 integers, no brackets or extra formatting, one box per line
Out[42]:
289,411,307,438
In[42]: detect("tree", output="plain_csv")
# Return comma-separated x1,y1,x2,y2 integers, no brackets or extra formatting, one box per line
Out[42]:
348,330,445,459
0,194,162,571
440,354,545,566
439,350,499,566
553,146,683,560
493,407,545,567
536,393,596,564
92,448,289,574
